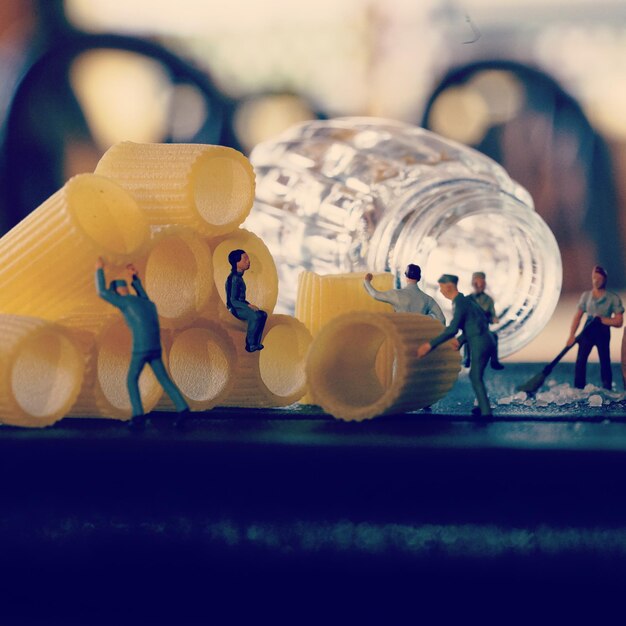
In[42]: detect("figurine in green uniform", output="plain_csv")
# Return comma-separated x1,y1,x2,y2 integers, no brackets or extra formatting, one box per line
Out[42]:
96,258,190,429
465,271,504,370
416,274,496,417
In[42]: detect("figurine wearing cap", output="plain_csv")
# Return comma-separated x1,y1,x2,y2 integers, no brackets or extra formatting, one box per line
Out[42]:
95,257,190,428
363,263,445,324
567,265,623,390
416,273,496,417
466,271,504,370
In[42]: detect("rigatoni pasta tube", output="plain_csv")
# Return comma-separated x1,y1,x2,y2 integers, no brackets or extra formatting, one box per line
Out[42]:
63,317,163,419
0,315,85,427
0,173,149,319
210,228,279,320
295,271,394,336
220,314,312,408
141,228,214,328
95,142,255,236
296,271,395,403
155,320,237,412
305,312,460,421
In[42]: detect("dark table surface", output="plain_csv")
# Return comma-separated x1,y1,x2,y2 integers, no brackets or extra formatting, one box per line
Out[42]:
2,363,626,623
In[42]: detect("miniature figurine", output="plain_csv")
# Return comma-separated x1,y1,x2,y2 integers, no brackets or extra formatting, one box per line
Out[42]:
416,274,496,418
465,271,504,370
567,265,623,390
225,249,268,352
96,258,190,429
363,264,446,324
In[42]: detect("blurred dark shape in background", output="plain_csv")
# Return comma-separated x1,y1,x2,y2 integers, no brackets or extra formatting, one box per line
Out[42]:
422,61,625,292
0,0,238,232
0,0,623,297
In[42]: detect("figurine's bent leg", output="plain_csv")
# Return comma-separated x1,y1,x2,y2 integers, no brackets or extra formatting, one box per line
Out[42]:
149,354,189,412
468,336,492,416
127,353,147,417
596,326,612,390
233,307,267,349
574,336,593,389
251,309,268,347
490,331,504,369
462,342,471,368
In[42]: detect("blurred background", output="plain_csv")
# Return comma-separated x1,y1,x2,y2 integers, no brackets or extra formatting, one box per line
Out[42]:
1,0,625,362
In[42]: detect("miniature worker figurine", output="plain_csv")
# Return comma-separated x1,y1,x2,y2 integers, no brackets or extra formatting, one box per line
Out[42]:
226,249,268,352
96,258,190,429
465,271,504,370
363,263,446,324
567,265,623,390
416,274,496,418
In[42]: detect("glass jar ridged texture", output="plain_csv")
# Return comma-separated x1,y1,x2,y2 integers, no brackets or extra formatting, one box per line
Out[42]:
245,117,562,357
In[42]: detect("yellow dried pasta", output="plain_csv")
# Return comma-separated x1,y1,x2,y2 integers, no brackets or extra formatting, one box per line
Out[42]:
62,316,164,419
95,142,255,236
220,314,312,408
155,319,237,412
296,271,395,403
0,173,150,320
0,314,85,427
295,271,394,336
305,311,460,421
141,227,214,328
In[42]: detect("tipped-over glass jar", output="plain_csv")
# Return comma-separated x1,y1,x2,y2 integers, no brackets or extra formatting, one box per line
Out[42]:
245,117,561,357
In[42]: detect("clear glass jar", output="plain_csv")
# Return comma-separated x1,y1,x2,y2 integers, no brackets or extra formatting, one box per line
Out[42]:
245,117,562,357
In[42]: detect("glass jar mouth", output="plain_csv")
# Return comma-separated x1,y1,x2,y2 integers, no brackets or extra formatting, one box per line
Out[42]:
372,181,562,358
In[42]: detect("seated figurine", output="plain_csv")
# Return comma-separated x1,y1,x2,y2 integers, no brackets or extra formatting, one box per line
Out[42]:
225,249,268,352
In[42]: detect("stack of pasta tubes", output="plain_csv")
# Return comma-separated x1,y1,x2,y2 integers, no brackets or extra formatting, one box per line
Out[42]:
0,143,311,427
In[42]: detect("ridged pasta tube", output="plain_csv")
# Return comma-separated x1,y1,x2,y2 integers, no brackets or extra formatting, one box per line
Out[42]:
0,315,85,427
305,312,460,421
220,314,312,407
62,316,163,419
296,271,395,402
95,142,255,236
141,227,214,328
0,173,150,319
155,320,237,411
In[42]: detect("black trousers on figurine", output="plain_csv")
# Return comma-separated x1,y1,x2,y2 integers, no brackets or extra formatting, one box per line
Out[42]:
575,321,611,390
231,305,268,349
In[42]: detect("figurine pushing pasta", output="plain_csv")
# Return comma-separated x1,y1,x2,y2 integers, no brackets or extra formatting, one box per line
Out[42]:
416,274,496,418
95,257,190,429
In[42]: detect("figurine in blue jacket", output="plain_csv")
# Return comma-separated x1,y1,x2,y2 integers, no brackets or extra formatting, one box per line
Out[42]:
225,249,267,352
96,257,189,428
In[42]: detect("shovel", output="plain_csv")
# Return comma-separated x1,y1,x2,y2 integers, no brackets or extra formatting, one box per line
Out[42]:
516,318,600,393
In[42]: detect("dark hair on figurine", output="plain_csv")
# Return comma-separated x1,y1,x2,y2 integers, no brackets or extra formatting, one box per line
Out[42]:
110,279,128,294
228,249,246,271
405,264,421,281
593,265,608,288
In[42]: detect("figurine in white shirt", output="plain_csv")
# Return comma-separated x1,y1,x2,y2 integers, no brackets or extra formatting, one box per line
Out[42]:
363,264,445,325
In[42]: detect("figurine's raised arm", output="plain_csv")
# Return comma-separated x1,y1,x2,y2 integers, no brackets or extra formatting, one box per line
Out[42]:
127,263,148,299
95,257,122,305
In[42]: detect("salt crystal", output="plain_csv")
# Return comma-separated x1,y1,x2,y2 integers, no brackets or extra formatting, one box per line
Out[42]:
588,394,603,407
